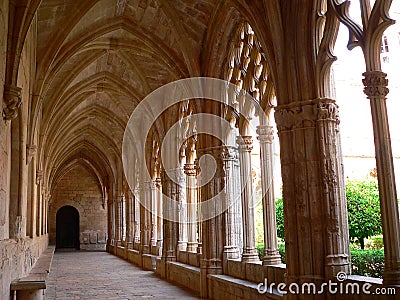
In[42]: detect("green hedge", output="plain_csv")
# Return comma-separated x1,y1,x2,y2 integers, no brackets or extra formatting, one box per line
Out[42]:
256,244,384,278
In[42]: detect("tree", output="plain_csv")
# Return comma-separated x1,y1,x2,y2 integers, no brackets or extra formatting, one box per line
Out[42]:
346,180,382,249
275,198,285,240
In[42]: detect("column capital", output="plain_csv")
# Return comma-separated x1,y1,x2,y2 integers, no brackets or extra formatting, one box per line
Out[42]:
183,163,197,176
274,98,339,132
236,136,253,151
256,125,274,144
362,71,389,99
36,170,44,185
3,84,22,120
26,144,37,164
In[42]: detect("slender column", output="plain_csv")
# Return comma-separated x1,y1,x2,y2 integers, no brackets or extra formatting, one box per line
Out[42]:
155,178,163,255
184,163,198,252
134,190,140,246
114,195,120,243
125,191,131,246
236,136,259,262
221,147,241,261
36,170,43,237
140,182,152,254
196,157,202,255
177,167,187,252
150,180,158,252
363,71,400,285
257,125,281,265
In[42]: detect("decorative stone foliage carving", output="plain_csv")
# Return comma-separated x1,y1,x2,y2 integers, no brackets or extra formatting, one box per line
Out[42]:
3,85,22,120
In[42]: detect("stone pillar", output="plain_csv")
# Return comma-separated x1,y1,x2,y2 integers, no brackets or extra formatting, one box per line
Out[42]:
161,169,180,265
150,180,158,253
114,195,120,243
184,163,197,252
155,178,163,255
140,182,152,254
363,71,400,285
236,136,259,262
36,170,43,237
274,98,350,284
125,191,131,247
257,125,281,265
134,191,140,246
198,148,225,298
221,146,241,264
177,167,187,253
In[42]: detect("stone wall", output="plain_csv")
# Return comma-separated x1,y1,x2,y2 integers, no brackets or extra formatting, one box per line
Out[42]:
49,165,107,250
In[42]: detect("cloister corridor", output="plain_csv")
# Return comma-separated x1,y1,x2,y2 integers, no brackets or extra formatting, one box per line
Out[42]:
45,251,199,300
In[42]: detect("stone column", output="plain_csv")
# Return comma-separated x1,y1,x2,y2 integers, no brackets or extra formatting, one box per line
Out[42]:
125,191,132,247
198,148,225,298
134,191,140,247
274,98,350,283
155,178,163,255
36,170,43,237
257,125,281,265
161,169,180,264
114,195,120,244
221,147,241,264
140,182,152,254
184,163,198,252
236,136,259,262
363,71,400,285
151,180,158,253
177,167,187,253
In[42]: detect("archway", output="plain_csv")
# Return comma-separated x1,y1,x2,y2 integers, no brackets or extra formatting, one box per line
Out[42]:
56,206,80,249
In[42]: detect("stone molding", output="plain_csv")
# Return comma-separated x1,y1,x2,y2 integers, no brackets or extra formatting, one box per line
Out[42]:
274,98,339,132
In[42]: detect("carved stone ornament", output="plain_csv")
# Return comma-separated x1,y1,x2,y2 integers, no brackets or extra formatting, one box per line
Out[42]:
26,144,37,164
256,125,274,143
184,163,197,176
3,85,22,120
236,136,253,151
362,71,389,99
274,98,339,131
36,170,44,185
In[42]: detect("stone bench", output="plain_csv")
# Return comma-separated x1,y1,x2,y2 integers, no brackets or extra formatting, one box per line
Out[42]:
11,246,55,300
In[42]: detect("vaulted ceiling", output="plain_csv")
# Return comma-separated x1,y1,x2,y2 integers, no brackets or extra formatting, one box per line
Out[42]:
23,0,244,194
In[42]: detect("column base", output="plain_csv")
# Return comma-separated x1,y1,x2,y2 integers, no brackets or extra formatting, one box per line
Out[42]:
177,241,187,251
187,242,198,252
263,248,282,265
241,248,260,263
224,245,240,259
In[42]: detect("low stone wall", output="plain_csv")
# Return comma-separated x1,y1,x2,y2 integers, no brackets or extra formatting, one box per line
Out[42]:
0,235,48,299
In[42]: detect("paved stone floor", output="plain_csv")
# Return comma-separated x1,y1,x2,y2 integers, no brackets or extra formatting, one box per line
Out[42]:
45,251,200,299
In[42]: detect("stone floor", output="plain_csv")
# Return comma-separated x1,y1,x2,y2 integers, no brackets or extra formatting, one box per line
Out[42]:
45,251,200,299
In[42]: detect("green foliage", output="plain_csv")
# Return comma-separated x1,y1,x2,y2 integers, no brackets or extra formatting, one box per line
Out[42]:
256,244,384,278
346,180,382,249
350,248,384,278
275,198,285,240
365,236,384,250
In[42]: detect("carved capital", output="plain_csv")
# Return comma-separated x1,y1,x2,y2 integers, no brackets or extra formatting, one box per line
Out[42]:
256,125,274,143
3,85,22,120
220,146,238,161
26,144,37,164
275,98,339,131
362,71,389,98
236,136,253,151
184,163,197,176
36,170,44,185
154,177,162,188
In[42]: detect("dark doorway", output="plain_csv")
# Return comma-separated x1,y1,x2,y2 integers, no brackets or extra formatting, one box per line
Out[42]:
56,206,80,249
